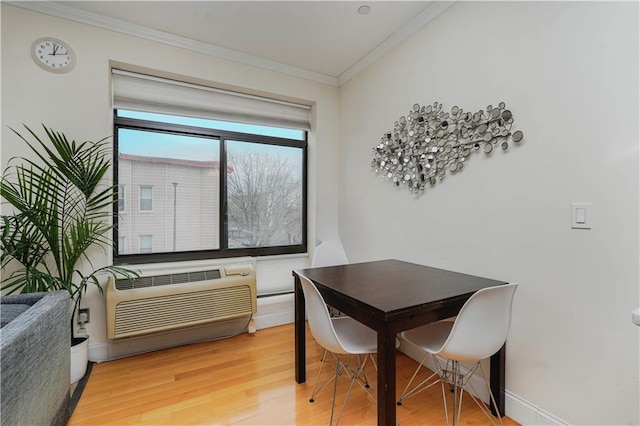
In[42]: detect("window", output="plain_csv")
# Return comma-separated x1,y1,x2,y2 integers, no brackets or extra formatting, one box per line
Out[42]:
114,110,307,263
139,185,153,212
112,70,310,264
139,235,153,253
118,185,126,212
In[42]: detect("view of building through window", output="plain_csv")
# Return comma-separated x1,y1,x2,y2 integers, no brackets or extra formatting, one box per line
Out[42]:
115,110,306,260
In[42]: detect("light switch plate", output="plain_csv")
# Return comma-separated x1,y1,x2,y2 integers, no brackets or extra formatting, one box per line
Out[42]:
571,202,591,229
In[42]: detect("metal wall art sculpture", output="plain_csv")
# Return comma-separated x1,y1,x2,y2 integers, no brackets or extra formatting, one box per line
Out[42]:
371,102,524,194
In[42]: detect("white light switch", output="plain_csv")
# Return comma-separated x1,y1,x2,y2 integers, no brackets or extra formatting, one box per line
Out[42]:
571,202,591,229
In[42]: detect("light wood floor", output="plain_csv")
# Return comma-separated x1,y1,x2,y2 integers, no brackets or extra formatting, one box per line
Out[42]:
68,323,519,425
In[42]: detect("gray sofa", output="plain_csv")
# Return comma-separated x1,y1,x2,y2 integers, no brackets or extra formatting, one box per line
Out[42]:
1,291,70,426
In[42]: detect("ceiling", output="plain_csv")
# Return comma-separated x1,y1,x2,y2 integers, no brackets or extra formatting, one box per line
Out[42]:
10,1,454,86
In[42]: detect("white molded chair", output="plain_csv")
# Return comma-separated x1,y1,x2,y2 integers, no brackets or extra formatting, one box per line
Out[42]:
299,274,378,425
312,239,349,318
397,283,518,426
311,239,349,268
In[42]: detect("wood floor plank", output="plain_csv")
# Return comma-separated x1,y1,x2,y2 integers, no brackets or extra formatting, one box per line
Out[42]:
69,323,519,425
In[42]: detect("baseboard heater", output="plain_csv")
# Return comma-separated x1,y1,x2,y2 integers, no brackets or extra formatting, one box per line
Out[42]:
106,263,256,340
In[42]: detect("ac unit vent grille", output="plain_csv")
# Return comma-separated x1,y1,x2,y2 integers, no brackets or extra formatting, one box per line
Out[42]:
114,286,252,337
115,269,222,290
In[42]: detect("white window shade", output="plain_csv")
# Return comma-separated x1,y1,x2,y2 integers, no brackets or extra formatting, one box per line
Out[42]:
112,69,311,130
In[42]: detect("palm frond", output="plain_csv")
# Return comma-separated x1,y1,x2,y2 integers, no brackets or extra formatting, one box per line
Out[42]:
1,124,138,335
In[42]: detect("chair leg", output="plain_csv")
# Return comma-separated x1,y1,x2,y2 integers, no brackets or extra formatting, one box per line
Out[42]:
310,349,332,402
451,360,459,426
436,359,464,426
328,354,342,426
310,352,375,425
462,362,503,426
310,350,352,403
440,377,450,425
343,354,376,402
355,354,371,388
397,352,441,405
440,360,503,426
479,362,504,426
368,353,377,370
334,354,369,425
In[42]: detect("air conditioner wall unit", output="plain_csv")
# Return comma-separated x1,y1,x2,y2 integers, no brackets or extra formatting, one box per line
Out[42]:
106,263,256,340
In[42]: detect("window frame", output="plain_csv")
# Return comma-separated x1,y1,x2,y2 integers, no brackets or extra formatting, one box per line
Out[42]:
113,112,308,264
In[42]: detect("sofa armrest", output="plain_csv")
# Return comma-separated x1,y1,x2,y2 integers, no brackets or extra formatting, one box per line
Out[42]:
1,291,71,426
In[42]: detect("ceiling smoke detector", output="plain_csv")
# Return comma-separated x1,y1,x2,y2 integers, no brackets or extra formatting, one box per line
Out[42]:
358,4,371,15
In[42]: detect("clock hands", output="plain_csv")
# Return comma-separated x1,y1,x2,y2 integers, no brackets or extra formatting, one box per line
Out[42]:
48,43,66,56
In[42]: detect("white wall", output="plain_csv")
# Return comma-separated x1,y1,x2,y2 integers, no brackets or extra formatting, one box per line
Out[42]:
339,2,639,425
1,4,340,355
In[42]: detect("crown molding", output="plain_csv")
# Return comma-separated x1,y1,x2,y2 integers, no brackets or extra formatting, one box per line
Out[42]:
337,1,456,86
7,1,455,88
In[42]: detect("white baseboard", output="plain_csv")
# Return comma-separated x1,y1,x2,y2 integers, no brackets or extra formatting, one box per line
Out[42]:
254,293,294,329
88,341,109,362
505,390,568,425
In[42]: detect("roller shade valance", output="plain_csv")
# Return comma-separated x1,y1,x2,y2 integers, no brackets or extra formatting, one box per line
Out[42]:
112,69,311,130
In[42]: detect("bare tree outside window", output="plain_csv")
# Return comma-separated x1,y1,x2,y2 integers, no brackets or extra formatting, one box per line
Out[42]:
227,142,303,248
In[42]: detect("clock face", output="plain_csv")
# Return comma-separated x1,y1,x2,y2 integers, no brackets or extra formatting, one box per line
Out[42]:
31,37,76,73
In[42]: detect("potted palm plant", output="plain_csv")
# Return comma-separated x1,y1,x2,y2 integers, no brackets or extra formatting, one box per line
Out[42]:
0,124,137,383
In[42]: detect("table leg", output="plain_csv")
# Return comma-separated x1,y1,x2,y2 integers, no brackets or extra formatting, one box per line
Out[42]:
489,343,505,416
294,274,306,383
377,328,397,426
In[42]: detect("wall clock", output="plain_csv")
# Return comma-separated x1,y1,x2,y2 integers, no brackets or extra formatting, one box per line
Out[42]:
31,37,76,73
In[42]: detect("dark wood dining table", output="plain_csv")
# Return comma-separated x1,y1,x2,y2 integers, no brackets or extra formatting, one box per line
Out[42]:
293,259,508,426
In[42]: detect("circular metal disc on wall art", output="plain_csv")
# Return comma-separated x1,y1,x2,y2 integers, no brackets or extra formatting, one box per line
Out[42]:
512,130,524,142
